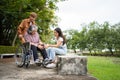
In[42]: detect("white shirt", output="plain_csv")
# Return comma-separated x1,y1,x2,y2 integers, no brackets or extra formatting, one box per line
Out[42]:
56,37,67,51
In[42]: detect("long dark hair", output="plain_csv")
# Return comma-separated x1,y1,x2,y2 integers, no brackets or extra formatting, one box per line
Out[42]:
54,27,66,45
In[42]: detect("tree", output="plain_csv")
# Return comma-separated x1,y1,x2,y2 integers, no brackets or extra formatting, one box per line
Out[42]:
65,29,80,53
0,0,64,46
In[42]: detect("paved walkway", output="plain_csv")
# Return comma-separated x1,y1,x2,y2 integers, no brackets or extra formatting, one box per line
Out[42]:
0,58,97,80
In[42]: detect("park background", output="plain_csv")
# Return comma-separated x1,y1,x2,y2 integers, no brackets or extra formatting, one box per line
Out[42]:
0,0,120,80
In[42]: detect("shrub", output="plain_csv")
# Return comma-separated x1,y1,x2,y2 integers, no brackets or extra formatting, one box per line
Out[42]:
0,46,17,54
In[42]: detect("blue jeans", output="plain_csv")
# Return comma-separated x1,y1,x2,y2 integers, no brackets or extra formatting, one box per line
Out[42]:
46,47,67,60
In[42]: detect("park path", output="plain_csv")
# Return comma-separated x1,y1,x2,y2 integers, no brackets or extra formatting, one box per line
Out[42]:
0,58,97,80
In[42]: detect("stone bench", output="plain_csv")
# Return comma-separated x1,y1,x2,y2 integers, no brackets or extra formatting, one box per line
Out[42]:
0,54,15,59
57,54,87,75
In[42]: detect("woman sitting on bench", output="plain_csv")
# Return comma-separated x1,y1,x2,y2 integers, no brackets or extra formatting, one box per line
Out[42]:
45,27,67,68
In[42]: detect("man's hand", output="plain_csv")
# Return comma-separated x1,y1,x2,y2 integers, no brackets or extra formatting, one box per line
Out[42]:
38,45,44,49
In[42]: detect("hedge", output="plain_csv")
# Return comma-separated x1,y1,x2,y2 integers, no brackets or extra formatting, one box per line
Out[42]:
0,46,17,54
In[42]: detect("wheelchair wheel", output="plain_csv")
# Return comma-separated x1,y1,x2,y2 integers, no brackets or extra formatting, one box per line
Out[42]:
25,54,30,68
15,45,25,67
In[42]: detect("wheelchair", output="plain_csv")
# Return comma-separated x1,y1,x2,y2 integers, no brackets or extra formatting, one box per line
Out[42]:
15,42,50,68
15,42,33,68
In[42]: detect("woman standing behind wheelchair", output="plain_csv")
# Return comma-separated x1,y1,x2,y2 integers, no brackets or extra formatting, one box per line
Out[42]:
45,27,67,68
17,12,49,64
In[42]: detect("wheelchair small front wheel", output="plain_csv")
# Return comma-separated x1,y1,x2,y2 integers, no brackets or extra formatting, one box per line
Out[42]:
25,55,31,68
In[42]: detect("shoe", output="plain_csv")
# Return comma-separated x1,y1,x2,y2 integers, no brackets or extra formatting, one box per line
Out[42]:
34,59,40,63
43,58,50,65
45,63,56,68
30,59,34,64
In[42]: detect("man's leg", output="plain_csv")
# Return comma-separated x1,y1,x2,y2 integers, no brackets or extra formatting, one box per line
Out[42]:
37,48,48,60
31,45,38,61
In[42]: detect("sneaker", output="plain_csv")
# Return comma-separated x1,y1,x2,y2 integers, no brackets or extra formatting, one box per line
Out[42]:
45,63,56,68
43,58,50,65
30,59,34,64
34,59,40,63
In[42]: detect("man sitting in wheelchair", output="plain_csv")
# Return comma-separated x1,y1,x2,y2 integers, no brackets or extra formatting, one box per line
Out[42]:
25,25,51,66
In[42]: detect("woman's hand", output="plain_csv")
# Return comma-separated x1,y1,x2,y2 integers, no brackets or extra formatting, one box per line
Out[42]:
44,44,49,48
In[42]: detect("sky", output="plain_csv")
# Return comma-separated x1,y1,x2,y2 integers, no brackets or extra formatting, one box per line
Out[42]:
55,0,120,31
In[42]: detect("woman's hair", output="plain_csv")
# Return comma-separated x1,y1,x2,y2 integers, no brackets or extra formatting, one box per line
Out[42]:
54,27,66,45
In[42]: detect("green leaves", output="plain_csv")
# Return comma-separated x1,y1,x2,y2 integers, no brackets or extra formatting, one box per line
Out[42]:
0,0,62,45
66,21,120,55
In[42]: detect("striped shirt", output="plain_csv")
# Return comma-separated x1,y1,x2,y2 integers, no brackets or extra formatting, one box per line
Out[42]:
24,32,40,46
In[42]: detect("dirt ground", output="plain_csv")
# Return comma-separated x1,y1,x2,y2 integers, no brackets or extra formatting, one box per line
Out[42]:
0,58,97,80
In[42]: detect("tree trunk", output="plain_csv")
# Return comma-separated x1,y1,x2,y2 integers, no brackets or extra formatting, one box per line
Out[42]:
74,49,76,53
88,49,91,53
108,48,114,55
12,33,17,46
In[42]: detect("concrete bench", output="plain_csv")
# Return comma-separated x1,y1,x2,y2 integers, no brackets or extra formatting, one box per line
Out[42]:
57,54,87,75
0,54,15,59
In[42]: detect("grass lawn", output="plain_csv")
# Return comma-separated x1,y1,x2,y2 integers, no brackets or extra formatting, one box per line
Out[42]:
88,56,120,80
